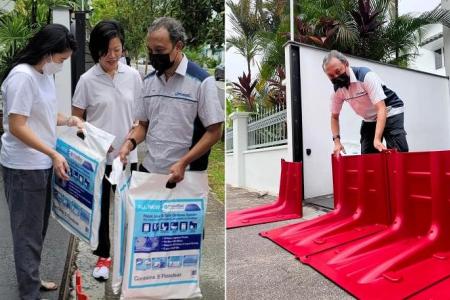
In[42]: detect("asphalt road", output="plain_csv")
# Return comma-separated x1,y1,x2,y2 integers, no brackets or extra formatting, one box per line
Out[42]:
226,186,355,300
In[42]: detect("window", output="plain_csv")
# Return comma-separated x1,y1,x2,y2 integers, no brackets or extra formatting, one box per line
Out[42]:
435,48,443,69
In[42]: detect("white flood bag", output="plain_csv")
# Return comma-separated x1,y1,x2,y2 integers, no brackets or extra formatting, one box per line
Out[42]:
111,159,131,294
52,122,115,249
121,171,209,299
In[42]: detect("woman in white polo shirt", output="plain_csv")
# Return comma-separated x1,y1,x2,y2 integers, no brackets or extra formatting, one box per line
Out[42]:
72,20,142,281
0,24,82,300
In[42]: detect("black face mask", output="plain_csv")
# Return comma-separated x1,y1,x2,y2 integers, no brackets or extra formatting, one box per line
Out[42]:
331,72,350,89
149,48,175,76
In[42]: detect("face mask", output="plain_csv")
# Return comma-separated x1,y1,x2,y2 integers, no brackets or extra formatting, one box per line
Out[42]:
331,71,350,89
43,55,63,75
149,47,176,76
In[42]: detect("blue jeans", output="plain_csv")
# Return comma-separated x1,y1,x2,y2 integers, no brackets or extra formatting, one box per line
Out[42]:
3,166,52,300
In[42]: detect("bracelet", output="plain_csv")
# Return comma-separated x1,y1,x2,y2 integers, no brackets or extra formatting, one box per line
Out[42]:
128,138,137,151
332,134,341,141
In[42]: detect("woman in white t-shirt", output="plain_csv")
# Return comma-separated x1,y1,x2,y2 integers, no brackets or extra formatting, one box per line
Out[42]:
72,20,142,281
0,24,82,299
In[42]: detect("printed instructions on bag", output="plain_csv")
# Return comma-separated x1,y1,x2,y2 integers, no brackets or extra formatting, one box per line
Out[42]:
52,139,99,241
128,199,204,288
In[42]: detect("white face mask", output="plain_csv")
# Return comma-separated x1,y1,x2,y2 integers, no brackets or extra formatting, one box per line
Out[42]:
42,55,64,75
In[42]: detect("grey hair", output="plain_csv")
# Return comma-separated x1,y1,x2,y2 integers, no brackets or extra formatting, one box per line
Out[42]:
322,50,348,70
148,17,187,46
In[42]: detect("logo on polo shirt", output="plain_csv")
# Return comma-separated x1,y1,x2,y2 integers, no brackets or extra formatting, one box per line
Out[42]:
356,90,367,96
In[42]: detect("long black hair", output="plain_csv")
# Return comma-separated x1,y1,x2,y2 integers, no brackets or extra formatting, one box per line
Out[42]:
89,20,125,63
2,23,77,81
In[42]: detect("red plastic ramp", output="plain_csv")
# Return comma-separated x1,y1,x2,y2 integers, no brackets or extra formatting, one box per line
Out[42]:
260,152,392,258
303,150,450,300
226,160,302,229
407,276,450,299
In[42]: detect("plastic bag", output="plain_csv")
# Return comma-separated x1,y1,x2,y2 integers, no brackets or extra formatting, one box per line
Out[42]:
111,158,131,294
120,171,209,299
51,122,115,249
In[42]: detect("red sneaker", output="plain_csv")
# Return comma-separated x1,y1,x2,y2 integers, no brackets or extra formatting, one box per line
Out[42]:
92,257,111,281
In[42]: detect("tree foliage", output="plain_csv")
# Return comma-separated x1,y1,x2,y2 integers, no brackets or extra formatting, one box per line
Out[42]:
90,0,224,62
227,0,450,112
0,0,79,82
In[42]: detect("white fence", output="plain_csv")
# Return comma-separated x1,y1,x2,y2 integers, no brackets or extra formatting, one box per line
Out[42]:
225,110,288,195
248,104,287,150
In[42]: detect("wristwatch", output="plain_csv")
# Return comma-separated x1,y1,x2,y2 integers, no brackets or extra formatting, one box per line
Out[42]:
332,134,341,141
128,138,137,151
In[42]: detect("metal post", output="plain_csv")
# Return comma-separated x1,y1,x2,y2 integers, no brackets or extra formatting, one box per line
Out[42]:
290,0,294,41
287,43,303,162
285,42,304,200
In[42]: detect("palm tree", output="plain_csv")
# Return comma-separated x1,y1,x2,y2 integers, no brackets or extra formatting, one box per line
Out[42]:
226,0,262,75
295,0,450,66
0,0,79,82
0,12,34,81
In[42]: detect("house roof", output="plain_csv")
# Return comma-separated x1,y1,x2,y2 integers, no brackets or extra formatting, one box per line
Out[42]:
420,32,443,47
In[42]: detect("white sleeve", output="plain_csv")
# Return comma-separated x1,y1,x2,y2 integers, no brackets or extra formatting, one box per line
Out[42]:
363,72,387,105
72,76,88,109
4,72,34,117
198,76,224,127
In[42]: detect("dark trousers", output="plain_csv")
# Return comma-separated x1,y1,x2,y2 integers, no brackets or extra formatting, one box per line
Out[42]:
93,162,137,258
3,166,52,300
360,113,409,154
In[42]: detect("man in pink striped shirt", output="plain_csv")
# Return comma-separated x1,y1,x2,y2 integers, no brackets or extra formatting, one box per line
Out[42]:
323,50,409,155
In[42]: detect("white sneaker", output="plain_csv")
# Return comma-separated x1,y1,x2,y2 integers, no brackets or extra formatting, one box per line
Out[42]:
92,257,111,281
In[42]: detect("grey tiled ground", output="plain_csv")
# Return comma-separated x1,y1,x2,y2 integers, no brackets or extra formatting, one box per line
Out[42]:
226,185,355,300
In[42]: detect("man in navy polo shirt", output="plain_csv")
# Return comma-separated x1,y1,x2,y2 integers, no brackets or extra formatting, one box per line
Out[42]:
119,17,224,181
323,50,409,155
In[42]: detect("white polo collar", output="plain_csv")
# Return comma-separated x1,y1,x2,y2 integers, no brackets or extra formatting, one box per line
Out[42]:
174,54,188,77
349,66,357,83
94,61,127,76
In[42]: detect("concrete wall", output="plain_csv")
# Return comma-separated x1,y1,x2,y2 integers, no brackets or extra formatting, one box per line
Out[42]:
225,153,237,187
243,146,289,195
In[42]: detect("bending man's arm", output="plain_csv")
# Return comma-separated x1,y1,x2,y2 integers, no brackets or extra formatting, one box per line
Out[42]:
373,100,387,152
331,113,345,155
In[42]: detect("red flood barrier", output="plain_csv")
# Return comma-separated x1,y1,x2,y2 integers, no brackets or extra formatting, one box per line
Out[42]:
260,152,392,258
263,150,450,299
76,270,89,300
226,160,302,229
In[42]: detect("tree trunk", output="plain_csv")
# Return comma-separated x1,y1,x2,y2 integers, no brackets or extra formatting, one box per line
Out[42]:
395,0,399,60
31,0,37,28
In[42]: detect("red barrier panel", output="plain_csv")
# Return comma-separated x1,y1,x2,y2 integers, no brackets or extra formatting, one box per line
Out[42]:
76,270,89,300
226,160,302,229
301,150,450,299
408,277,450,300
260,152,392,257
